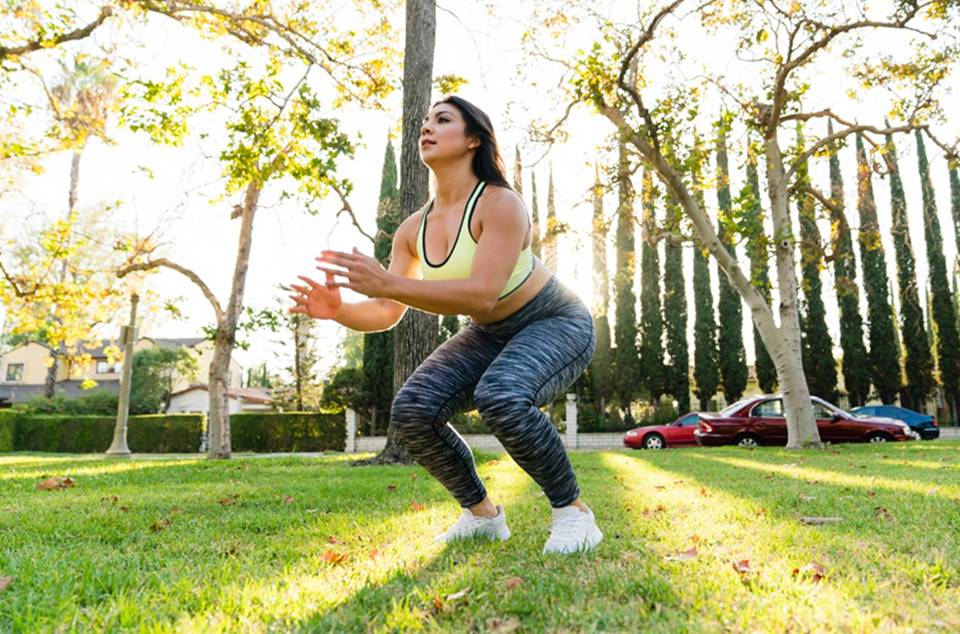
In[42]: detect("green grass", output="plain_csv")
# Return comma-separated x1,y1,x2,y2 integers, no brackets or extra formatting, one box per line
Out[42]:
1,443,959,632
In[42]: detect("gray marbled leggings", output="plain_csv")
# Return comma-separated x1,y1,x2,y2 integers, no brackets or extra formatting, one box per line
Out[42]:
391,277,596,508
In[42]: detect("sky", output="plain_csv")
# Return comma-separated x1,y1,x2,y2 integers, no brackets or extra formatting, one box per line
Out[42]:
2,1,959,385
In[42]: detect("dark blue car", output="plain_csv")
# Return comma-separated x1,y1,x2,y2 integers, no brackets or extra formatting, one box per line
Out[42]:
849,405,940,440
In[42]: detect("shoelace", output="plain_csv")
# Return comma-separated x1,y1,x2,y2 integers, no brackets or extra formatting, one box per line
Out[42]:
448,511,489,536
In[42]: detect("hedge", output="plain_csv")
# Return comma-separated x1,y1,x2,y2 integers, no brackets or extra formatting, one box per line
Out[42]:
0,410,15,452
230,412,345,452
4,412,204,453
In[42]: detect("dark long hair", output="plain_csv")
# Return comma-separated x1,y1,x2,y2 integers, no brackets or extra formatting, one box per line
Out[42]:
436,95,512,190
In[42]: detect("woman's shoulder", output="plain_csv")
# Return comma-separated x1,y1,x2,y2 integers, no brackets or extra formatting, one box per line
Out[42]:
477,183,525,216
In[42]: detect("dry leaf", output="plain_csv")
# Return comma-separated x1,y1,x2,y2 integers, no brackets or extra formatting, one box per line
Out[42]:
149,519,170,533
690,534,702,544
755,508,768,518
218,495,238,506
504,576,523,590
327,535,341,544
118,506,129,513
282,495,295,505
101,495,119,504
410,472,419,480
369,548,380,560
874,506,893,521
799,516,842,525
36,477,75,491
387,484,397,493
485,616,520,633
322,550,348,565
731,559,753,575
654,485,666,490
764,473,775,480
410,501,426,512
699,486,707,497
0,576,13,592
792,561,827,583
446,587,470,601
666,546,698,562
432,594,444,611
867,491,876,497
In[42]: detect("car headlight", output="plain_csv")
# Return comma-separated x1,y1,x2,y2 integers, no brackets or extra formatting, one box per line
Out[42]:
625,431,638,437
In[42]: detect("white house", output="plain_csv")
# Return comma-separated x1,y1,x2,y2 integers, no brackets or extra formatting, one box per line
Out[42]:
167,384,273,414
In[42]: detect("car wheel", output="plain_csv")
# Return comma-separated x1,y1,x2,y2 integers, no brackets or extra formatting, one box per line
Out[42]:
866,432,892,443
643,433,665,450
735,433,762,448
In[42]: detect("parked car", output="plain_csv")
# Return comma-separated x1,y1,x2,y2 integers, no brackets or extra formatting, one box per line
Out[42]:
849,405,940,440
624,412,700,449
694,395,919,447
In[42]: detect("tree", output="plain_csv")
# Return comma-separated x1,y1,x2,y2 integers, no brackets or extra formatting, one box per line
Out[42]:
543,163,559,271
740,138,776,393
270,311,323,412
691,167,719,411
715,118,747,402
855,134,899,404
885,129,934,410
916,130,960,423
530,171,542,259
374,0,437,465
826,121,870,407
562,1,958,446
362,138,400,432
613,138,641,418
796,127,838,403
129,346,198,414
513,146,523,193
587,164,614,417
663,195,689,412
438,315,462,343
638,168,666,410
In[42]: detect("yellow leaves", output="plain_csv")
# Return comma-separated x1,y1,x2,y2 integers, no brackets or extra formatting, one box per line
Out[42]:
79,378,97,390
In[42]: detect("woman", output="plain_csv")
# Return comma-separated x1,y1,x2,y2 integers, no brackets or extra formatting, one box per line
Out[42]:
289,96,601,555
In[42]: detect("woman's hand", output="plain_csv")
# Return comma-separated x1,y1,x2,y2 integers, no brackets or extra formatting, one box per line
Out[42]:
288,272,342,319
315,248,393,298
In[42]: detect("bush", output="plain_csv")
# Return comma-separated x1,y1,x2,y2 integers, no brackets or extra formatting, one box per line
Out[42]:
18,391,118,416
10,414,204,453
230,412,345,452
0,410,16,451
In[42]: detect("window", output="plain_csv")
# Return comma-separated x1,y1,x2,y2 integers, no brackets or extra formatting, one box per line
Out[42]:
751,399,784,418
97,361,123,374
812,400,839,419
679,414,699,426
5,363,24,382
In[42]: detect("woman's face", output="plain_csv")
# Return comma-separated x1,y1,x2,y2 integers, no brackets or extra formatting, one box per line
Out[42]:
419,103,479,166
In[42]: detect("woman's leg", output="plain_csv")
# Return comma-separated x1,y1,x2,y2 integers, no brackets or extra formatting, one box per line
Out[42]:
390,324,503,508
472,309,596,508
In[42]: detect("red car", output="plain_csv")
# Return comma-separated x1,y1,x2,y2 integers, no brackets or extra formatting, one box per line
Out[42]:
624,412,700,449
694,395,919,447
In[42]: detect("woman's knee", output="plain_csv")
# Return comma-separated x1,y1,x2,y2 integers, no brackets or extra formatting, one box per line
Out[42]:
473,382,530,425
390,384,444,433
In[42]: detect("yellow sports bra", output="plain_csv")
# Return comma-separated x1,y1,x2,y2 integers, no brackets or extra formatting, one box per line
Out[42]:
417,180,535,299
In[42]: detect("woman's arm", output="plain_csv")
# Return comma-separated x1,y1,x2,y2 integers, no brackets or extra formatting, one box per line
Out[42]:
318,188,528,316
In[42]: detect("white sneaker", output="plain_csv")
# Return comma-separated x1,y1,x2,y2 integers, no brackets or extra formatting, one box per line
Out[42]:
543,506,603,554
434,505,511,543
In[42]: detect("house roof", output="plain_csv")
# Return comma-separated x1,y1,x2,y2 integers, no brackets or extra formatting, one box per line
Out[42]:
143,337,208,350
170,384,272,405
1,337,208,360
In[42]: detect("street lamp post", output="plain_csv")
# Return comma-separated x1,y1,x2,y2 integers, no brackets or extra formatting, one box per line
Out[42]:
107,274,144,456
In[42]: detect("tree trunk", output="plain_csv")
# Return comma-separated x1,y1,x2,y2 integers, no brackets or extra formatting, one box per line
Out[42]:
370,0,436,465
762,139,820,448
207,181,261,459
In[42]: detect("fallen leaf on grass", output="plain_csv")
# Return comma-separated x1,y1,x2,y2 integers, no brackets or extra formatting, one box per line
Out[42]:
764,473,775,480
641,504,667,517
218,495,239,506
118,506,129,513
149,519,170,533
867,491,877,497
799,516,842,525
654,485,666,490
792,561,827,583
36,477,75,491
690,534,703,544
798,494,816,502
170,506,183,515
282,495,295,505
410,472,418,480
369,548,380,560
0,576,13,592
327,535,341,544
699,486,707,497
387,484,397,493
665,546,699,562
755,508,769,518
874,506,894,521
504,576,523,590
731,559,754,577
446,587,470,602
224,544,240,556
410,501,426,512
322,550,348,566
485,616,520,633
101,495,119,504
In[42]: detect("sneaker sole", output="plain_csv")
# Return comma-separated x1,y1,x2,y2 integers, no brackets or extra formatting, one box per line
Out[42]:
542,526,603,554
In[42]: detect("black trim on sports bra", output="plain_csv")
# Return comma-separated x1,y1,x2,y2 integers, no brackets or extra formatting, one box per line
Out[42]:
497,254,537,300
421,180,484,268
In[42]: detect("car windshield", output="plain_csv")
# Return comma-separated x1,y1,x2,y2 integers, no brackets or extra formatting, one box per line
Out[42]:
719,398,755,417
812,399,844,419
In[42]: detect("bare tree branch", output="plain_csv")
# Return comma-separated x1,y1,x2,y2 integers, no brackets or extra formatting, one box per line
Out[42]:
785,119,918,181
117,258,224,325
329,180,376,245
0,6,114,61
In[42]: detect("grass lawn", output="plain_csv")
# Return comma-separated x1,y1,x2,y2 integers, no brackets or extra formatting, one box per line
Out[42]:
1,442,959,633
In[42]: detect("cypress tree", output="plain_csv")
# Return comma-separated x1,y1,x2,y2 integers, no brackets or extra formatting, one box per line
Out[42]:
437,314,461,343
796,126,838,402
513,147,523,194
530,171,541,259
663,195,689,412
741,140,777,393
827,122,871,406
543,164,558,272
613,138,642,417
950,162,960,280
639,168,667,409
587,164,614,419
885,129,933,410
692,167,720,411
855,134,900,404
362,138,399,431
715,118,748,401
916,130,960,422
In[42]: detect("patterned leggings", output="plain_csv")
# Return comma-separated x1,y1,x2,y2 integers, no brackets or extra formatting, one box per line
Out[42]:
391,277,596,508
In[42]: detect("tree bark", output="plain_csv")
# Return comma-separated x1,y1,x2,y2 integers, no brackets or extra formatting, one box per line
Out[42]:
370,0,436,465
207,181,261,459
